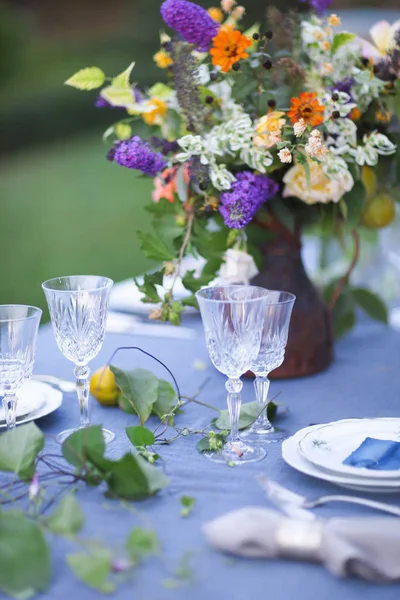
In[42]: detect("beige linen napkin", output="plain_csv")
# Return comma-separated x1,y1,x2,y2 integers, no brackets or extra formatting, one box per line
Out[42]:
204,507,400,582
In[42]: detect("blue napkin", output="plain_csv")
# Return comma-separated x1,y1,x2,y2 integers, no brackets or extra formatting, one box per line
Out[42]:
343,437,400,470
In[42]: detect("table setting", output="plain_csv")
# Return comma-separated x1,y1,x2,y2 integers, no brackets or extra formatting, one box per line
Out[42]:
1,0,400,597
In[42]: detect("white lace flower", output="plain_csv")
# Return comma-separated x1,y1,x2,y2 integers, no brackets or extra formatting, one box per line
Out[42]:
294,119,307,137
305,130,328,159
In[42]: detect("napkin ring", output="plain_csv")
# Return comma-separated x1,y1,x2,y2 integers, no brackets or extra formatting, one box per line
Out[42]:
276,518,323,560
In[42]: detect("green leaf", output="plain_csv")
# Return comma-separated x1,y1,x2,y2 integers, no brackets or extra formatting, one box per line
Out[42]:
137,231,174,262
126,426,155,448
343,181,365,228
338,198,348,219
268,197,295,233
100,86,134,107
352,287,388,324
126,528,159,562
175,165,188,203
111,366,159,425
62,425,106,472
328,286,356,338
148,82,173,98
181,295,198,308
106,452,169,500
65,67,105,90
0,422,44,480
0,510,50,598
196,438,211,452
214,401,279,430
112,62,135,88
46,494,84,536
331,32,356,55
67,547,114,593
134,271,163,304
114,123,132,140
180,495,195,517
153,379,177,421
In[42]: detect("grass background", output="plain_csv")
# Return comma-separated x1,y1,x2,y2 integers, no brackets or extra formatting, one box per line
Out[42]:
0,132,155,318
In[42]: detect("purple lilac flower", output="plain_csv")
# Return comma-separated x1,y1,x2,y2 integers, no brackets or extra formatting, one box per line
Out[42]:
149,136,180,155
299,0,332,14
160,0,219,52
112,136,167,176
219,172,279,229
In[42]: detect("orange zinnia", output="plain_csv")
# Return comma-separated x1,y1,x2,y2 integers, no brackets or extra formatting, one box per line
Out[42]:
288,92,325,127
210,27,251,73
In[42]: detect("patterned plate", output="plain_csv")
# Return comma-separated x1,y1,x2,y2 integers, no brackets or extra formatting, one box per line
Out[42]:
0,380,62,427
298,418,400,480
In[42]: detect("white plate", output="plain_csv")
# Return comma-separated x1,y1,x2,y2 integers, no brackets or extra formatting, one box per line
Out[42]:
0,380,62,428
282,425,400,493
298,418,400,479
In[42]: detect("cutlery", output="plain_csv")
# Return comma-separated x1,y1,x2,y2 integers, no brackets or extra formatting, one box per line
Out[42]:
257,475,400,519
32,375,76,393
106,312,196,340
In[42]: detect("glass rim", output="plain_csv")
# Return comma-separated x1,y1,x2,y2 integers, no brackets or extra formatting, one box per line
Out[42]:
264,290,296,305
195,285,270,304
0,304,42,323
42,275,114,293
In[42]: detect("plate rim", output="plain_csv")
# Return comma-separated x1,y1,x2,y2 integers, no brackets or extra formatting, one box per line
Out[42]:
298,418,400,480
0,380,63,429
282,425,400,491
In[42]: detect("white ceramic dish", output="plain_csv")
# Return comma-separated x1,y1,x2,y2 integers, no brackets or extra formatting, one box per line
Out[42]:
0,380,62,428
282,425,400,493
298,418,400,479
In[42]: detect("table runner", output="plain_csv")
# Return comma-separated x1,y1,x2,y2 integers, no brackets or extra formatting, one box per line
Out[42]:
2,317,400,600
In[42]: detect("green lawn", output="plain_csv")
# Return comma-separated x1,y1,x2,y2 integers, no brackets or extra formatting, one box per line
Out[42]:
0,132,156,318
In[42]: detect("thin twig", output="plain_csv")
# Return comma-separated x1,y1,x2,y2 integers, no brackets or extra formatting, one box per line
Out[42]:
329,229,360,311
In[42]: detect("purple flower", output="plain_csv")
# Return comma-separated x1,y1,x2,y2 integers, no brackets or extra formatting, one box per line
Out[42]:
95,95,111,108
331,77,354,97
112,136,167,176
299,0,332,13
29,472,40,502
219,172,279,229
160,0,219,52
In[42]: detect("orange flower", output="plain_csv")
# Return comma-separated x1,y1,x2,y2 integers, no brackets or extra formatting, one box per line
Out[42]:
210,27,251,72
152,165,190,204
288,92,325,127
207,7,224,22
142,98,167,126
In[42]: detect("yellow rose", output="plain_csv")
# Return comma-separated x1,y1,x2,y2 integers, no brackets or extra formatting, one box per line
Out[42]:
254,111,286,148
282,160,354,205
142,98,168,126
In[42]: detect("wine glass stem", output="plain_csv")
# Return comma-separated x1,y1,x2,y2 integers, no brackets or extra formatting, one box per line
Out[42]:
226,378,243,444
74,365,90,429
3,393,17,430
254,375,272,430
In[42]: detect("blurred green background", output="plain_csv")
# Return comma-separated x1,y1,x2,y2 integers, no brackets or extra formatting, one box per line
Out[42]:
1,0,399,317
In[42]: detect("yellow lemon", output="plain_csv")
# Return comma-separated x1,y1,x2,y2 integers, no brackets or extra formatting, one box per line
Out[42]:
360,166,377,201
90,366,119,406
361,193,395,229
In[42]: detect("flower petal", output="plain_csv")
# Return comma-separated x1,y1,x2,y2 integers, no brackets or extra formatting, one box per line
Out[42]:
369,20,392,54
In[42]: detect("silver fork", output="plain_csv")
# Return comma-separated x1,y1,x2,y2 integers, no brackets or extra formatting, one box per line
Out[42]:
257,475,400,519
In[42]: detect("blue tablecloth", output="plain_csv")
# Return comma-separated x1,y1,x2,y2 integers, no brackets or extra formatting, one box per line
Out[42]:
3,317,400,599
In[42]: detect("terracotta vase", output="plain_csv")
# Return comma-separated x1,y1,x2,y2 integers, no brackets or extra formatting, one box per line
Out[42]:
250,224,334,379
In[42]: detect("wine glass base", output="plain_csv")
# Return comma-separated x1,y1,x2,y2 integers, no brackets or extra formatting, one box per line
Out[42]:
203,440,266,465
56,427,115,445
240,426,287,444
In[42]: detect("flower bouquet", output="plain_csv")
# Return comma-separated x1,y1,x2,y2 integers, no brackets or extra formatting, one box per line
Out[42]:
66,0,400,376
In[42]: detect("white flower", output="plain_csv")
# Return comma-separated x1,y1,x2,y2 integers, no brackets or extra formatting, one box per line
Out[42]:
278,148,293,163
323,91,356,119
220,249,259,284
240,145,273,172
209,163,236,191
293,119,307,137
221,0,236,13
367,131,396,155
283,158,354,205
176,135,203,162
197,64,210,86
349,130,396,166
323,154,352,178
305,130,328,159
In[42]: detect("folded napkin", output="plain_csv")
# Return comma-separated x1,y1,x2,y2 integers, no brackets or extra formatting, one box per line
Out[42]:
343,437,400,470
204,507,400,582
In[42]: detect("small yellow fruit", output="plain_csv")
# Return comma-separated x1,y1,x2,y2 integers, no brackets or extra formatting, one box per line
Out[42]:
360,166,377,201
361,193,395,229
90,366,119,406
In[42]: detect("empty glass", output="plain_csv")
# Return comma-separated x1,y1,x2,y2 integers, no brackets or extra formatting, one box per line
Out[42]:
241,291,295,444
42,276,114,444
0,305,42,429
196,285,269,464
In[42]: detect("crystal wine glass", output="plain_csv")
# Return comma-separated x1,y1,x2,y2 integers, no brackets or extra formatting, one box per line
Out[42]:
241,290,295,444
195,285,269,464
0,305,42,429
42,275,114,444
